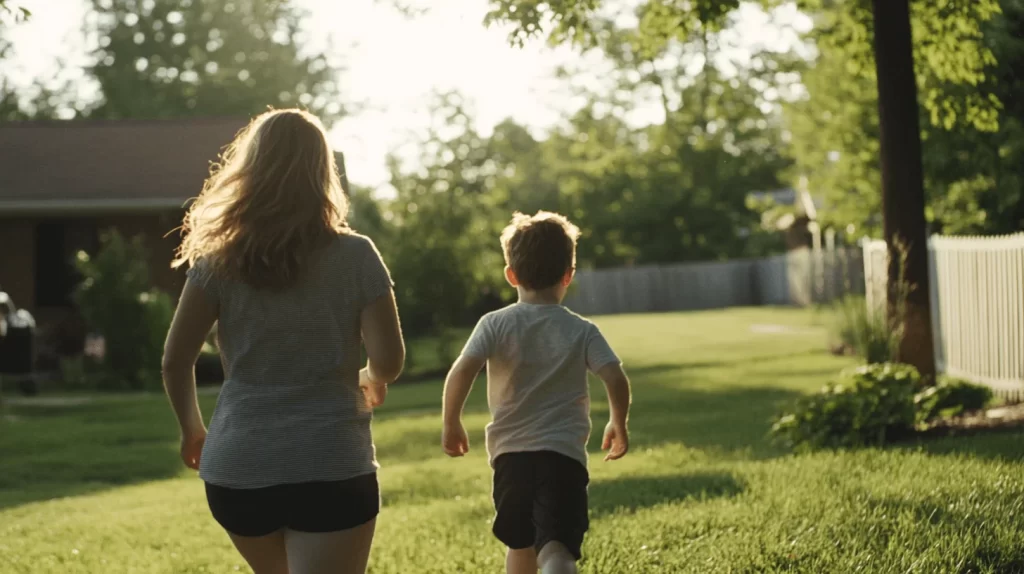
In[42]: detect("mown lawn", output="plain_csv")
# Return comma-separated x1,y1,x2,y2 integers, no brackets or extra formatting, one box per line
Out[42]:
2,308,1024,573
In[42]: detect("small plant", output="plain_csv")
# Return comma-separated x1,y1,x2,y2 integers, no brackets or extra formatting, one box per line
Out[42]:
831,239,916,366
915,377,994,425
772,363,920,450
73,230,173,391
435,327,459,366
830,295,900,364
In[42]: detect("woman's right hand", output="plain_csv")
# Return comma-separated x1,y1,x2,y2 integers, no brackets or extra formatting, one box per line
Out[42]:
360,367,387,409
180,427,207,470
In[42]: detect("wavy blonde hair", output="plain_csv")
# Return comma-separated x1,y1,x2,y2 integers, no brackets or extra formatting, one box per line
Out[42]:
174,109,349,289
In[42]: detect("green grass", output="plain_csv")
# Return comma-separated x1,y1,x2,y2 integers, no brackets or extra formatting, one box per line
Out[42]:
2,308,1024,573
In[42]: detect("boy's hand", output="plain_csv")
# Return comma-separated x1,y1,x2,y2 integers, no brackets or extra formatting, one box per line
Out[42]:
180,427,207,470
360,367,387,408
602,421,629,461
442,421,470,457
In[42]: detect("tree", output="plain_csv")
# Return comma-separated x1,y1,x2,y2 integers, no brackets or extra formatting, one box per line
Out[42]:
379,93,507,342
487,0,1017,378
787,0,1016,237
0,22,68,120
0,1,29,23
86,0,345,122
870,0,934,378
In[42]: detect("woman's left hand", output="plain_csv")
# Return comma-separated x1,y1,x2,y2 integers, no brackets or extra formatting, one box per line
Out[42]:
360,367,387,409
180,428,207,470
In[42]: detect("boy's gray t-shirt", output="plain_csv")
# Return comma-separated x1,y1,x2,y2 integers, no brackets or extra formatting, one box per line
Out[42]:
461,302,620,468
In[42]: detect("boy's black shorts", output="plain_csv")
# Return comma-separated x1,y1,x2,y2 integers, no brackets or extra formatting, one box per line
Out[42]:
205,473,379,537
492,450,590,560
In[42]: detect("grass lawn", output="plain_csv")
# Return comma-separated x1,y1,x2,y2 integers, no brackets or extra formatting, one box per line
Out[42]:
2,307,1024,573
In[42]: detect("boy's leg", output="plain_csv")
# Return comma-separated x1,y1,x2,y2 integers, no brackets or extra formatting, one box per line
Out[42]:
493,454,539,574
532,452,589,573
507,547,538,574
537,541,577,574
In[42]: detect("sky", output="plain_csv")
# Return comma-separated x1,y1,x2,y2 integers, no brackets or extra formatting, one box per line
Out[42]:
3,0,811,188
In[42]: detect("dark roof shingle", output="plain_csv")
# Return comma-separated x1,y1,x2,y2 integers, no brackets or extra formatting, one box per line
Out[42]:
0,117,248,210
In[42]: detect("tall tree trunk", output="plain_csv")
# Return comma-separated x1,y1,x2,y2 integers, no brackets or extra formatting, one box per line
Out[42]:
870,0,936,379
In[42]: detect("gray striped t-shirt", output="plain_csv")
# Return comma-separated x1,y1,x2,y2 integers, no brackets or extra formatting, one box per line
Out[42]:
188,233,392,489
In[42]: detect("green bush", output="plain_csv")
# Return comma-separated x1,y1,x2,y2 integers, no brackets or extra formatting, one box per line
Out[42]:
73,230,173,391
915,377,994,425
830,295,901,364
772,363,920,450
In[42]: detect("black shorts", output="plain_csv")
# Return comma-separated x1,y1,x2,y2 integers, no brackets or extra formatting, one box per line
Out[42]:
492,451,590,560
205,473,380,537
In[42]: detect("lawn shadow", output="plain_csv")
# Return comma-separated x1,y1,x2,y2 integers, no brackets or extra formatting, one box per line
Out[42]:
890,430,1024,463
629,348,830,375
588,384,807,461
0,395,209,511
589,471,744,517
0,344,833,512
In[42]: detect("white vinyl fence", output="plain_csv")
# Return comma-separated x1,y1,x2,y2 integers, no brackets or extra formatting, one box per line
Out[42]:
563,247,864,316
863,233,1024,400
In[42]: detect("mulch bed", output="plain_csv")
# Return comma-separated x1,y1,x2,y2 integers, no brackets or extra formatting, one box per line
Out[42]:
916,402,1024,439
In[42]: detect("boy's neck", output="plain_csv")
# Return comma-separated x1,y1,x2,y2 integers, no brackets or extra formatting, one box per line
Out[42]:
517,286,564,306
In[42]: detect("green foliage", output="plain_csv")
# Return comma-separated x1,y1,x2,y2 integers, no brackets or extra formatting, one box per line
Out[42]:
772,363,920,450
915,377,994,425
57,356,93,389
86,0,345,122
830,296,900,364
379,67,792,335
788,0,1024,236
73,230,172,390
483,1,800,266
486,0,740,47
376,93,507,336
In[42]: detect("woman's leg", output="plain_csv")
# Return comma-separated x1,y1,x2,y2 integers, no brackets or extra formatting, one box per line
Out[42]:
284,519,376,574
227,531,289,574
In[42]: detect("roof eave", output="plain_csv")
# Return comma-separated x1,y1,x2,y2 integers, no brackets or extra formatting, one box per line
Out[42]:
0,198,190,216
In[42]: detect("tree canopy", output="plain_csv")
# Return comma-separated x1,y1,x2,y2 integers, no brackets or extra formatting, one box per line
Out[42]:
86,0,345,122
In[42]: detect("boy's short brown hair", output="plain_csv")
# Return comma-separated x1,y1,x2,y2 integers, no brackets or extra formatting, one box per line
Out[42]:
500,211,580,291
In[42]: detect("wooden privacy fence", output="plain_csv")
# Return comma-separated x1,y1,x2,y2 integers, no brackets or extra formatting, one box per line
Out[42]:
863,233,1024,400
563,247,864,316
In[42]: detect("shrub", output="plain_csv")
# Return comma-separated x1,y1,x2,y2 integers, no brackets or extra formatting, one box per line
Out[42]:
195,351,224,385
73,230,173,391
829,295,902,364
772,363,920,450
915,377,994,425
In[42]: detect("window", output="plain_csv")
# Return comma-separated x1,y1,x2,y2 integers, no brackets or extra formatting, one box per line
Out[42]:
33,221,79,307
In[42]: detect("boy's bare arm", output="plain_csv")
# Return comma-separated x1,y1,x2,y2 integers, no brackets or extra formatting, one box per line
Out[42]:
595,362,632,460
442,354,485,456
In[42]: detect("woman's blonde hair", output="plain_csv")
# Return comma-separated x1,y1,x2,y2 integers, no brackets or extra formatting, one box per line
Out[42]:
173,109,349,289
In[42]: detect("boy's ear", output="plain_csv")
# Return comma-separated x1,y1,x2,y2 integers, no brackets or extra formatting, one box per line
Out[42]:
505,266,519,287
561,267,575,287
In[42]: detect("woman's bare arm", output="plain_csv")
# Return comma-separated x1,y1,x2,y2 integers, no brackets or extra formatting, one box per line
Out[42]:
162,279,217,437
360,290,405,385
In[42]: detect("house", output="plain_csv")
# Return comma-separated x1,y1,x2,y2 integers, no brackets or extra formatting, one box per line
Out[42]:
0,117,249,335
747,183,824,251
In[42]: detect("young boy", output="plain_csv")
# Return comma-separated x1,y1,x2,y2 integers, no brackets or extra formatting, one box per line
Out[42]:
442,211,632,574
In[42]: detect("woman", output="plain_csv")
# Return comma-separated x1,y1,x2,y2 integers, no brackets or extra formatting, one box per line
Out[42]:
162,109,405,574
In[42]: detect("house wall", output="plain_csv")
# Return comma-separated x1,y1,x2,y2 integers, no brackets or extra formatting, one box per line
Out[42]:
0,211,186,320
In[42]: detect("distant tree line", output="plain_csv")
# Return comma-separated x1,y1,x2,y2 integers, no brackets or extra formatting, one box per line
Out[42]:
2,0,1022,345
